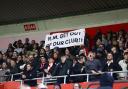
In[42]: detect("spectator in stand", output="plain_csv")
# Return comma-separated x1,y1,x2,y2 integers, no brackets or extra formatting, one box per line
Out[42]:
96,50,106,68
71,56,86,82
6,58,11,68
73,83,82,89
103,53,122,80
6,43,14,53
28,54,40,71
53,47,60,55
111,46,122,63
9,59,19,80
32,43,39,54
101,34,108,47
22,63,37,86
84,32,90,48
44,57,56,77
39,41,45,49
54,84,61,89
2,53,7,62
64,47,73,68
14,43,23,54
45,45,52,59
30,40,36,50
70,56,78,82
65,47,73,58
17,39,24,48
24,38,31,51
39,56,48,76
92,38,102,52
53,52,61,64
0,62,10,82
53,56,71,83
111,32,117,41
85,51,102,81
118,41,125,59
6,51,13,58
40,48,47,59
16,55,24,72
118,50,128,80
12,51,18,59
10,59,19,74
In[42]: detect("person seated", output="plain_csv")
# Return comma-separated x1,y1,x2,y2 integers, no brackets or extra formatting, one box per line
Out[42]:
73,83,82,89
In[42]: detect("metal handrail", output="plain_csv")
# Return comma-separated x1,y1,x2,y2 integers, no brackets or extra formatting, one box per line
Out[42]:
86,80,128,89
14,71,128,84
1,70,128,84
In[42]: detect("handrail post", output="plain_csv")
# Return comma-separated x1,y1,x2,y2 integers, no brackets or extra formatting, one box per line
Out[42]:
64,75,67,84
11,74,13,81
86,74,89,82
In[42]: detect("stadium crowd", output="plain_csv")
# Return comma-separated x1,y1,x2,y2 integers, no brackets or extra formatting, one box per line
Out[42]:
0,29,128,86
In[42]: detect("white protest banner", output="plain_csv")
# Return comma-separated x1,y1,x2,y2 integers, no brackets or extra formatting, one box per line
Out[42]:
45,29,85,49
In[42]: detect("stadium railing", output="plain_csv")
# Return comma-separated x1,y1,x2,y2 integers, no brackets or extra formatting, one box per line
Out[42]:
0,71,128,84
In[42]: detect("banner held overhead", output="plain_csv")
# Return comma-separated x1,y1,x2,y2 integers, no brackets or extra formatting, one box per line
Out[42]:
45,29,85,49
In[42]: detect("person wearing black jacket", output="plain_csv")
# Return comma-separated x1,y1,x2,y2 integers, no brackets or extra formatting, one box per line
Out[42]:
44,57,56,77
52,56,71,83
103,53,122,80
22,63,37,86
71,57,86,82
28,54,40,71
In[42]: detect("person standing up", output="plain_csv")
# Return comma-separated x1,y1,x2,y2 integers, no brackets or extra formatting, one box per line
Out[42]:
85,51,102,81
22,63,37,86
52,56,71,83
103,53,122,80
118,51,128,80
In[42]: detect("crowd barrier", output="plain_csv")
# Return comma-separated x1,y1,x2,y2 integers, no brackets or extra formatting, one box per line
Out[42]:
0,80,128,89
0,71,128,89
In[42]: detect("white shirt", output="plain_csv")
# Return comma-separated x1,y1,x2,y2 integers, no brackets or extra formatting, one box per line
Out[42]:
14,48,23,53
118,59,128,78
